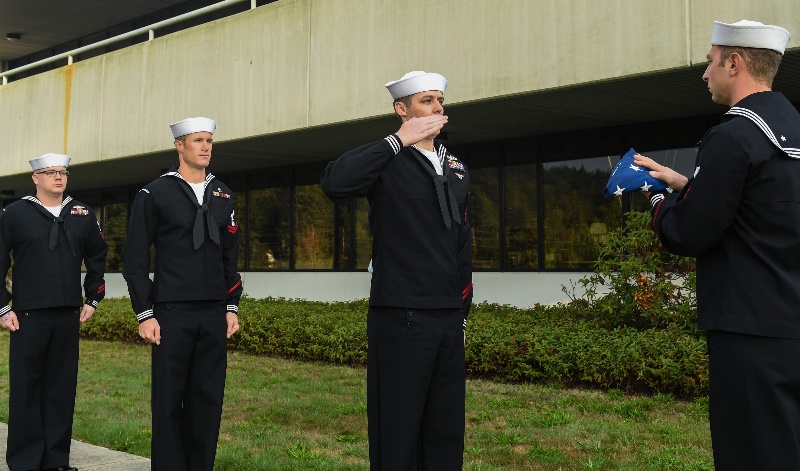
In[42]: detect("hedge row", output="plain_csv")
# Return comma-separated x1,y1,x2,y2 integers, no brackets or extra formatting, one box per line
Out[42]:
83,297,708,397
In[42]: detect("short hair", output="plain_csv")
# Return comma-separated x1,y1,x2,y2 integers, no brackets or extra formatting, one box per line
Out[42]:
394,96,413,107
718,45,782,86
392,96,413,121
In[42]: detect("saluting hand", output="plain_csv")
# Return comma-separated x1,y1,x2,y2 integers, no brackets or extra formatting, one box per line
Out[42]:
80,304,96,323
226,312,239,338
396,115,448,147
0,311,19,332
139,317,161,345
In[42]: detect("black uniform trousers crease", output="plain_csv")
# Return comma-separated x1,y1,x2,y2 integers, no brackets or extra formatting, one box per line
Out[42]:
6,307,80,471
367,306,466,471
151,300,228,471
707,331,800,470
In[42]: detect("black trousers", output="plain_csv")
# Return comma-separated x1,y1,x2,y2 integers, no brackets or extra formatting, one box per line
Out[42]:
151,301,228,471
367,306,466,471
6,307,80,471
708,330,800,470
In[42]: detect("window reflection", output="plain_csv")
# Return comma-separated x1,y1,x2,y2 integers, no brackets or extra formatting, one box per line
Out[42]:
505,164,538,269
294,184,334,269
542,156,621,270
62,145,701,274
335,201,351,270
334,197,372,271
469,167,501,269
249,186,291,270
354,197,371,270
102,199,128,272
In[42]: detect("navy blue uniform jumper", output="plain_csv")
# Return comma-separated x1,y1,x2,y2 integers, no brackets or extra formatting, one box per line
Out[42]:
0,193,107,471
649,91,800,470
123,167,242,471
321,133,472,470
321,134,473,313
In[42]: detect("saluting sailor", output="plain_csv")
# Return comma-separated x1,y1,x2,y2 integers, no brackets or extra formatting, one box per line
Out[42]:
634,20,800,470
0,153,108,471
320,71,473,470
123,117,242,471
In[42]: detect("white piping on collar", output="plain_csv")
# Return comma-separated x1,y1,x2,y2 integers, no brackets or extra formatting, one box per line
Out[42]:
22,195,72,209
162,170,215,187
727,106,800,159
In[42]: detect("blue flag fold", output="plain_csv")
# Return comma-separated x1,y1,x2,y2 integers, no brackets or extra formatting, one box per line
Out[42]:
603,148,669,198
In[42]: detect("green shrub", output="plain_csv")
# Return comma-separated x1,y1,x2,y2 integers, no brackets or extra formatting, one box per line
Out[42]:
574,211,698,333
81,211,708,397
81,298,142,344
84,296,707,397
230,297,368,366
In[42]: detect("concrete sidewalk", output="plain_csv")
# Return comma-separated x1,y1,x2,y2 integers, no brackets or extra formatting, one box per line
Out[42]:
0,423,150,470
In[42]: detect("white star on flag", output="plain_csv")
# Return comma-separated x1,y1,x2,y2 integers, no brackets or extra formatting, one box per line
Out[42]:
614,185,625,196
629,164,643,172
640,181,652,192
781,135,787,142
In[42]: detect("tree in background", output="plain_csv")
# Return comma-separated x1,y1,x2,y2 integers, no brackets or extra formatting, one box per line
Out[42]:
573,211,697,332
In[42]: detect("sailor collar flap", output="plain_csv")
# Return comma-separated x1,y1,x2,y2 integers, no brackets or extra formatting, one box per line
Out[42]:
409,144,462,229
725,92,800,159
21,192,78,256
162,168,221,249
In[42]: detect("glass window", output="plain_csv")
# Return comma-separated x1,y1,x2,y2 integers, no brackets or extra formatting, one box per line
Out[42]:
353,197,371,270
334,201,350,269
248,186,291,270
294,184,334,269
504,164,538,269
542,156,621,270
101,192,128,273
334,197,371,271
469,167,501,269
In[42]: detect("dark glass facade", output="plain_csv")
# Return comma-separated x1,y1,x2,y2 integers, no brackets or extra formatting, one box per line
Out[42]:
12,121,706,274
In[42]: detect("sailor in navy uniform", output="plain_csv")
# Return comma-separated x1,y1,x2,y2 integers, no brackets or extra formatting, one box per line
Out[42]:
321,71,472,470
0,153,107,471
123,117,242,471
635,20,800,470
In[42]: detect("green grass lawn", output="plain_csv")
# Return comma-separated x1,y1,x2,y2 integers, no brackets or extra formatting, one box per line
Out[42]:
0,334,713,470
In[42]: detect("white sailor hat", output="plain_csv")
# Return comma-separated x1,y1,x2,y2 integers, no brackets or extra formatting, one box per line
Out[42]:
169,117,216,139
29,153,70,171
711,20,791,55
385,71,447,100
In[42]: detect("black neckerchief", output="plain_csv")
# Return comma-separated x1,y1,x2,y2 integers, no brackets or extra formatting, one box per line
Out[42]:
22,192,77,256
162,168,221,250
409,144,461,229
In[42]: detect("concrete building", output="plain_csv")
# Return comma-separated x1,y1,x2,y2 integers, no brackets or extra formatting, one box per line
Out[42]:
1,0,799,307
